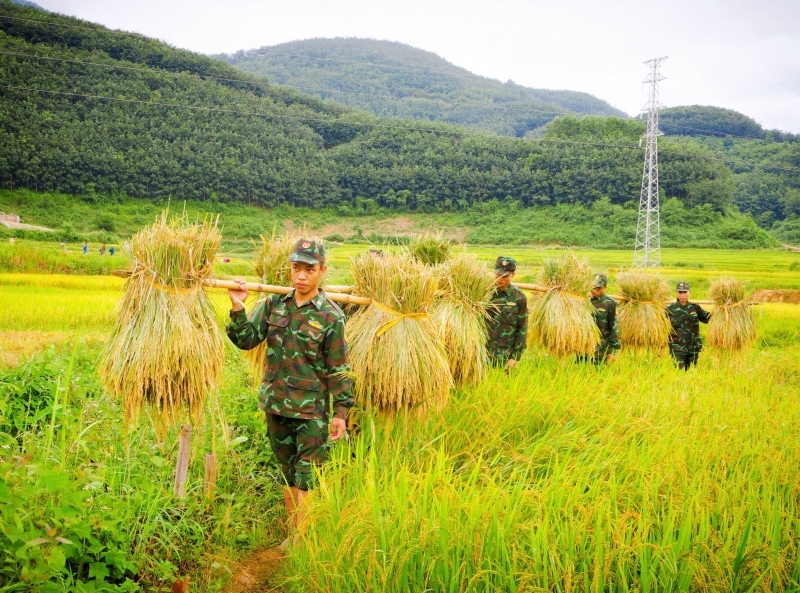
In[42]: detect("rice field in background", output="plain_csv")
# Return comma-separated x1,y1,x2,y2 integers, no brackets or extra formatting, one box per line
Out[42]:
1,248,800,590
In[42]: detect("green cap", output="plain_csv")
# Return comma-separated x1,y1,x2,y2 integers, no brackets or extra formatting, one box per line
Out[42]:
494,256,517,276
592,273,608,288
676,281,690,292
289,238,325,265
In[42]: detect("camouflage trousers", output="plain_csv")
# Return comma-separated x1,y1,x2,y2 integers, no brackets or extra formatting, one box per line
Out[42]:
266,413,329,491
576,345,613,366
669,344,700,371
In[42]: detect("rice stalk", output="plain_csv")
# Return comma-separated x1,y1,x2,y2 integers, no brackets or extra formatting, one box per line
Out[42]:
246,229,301,386
616,271,672,351
432,253,494,386
406,231,452,266
708,277,757,350
98,212,224,428
347,253,452,414
527,253,599,356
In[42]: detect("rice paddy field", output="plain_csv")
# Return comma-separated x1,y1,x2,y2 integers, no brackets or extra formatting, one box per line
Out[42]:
2,243,800,591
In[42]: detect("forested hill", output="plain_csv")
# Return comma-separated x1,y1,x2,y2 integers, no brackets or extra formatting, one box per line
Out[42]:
658,105,798,142
0,1,781,247
215,38,626,137
8,0,47,12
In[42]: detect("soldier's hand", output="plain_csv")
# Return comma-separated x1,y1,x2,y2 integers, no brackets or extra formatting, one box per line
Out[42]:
506,359,518,370
228,277,249,311
329,417,347,441
605,352,617,364
657,347,664,358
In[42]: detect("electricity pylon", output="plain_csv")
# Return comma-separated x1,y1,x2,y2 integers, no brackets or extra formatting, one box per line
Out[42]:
633,56,667,268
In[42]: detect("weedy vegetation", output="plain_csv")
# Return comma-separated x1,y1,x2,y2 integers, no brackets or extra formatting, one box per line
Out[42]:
406,231,452,266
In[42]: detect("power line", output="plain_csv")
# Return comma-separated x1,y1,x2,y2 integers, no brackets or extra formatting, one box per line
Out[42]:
662,123,795,143
0,49,574,118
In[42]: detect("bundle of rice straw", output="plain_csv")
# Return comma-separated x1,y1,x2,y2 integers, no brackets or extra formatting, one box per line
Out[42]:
527,253,599,356
246,229,298,385
616,271,672,351
407,231,452,266
707,277,757,350
347,253,452,414
99,212,224,427
432,253,495,386
252,228,295,287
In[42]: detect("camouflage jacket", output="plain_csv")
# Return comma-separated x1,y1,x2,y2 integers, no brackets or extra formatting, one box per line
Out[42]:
666,301,711,353
486,286,528,361
226,290,353,420
591,294,621,354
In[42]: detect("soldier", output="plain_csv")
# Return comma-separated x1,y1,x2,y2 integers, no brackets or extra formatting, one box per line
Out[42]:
663,281,711,370
225,238,352,545
584,273,620,365
486,256,528,370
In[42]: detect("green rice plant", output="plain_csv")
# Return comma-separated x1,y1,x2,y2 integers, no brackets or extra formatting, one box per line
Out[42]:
406,231,452,266
98,212,224,427
616,271,672,351
528,253,599,356
432,253,494,386
346,253,452,414
708,277,757,351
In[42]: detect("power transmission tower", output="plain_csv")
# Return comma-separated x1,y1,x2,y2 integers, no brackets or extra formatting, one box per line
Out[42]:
633,56,667,268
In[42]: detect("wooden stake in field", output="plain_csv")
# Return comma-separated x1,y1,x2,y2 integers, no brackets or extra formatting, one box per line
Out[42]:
98,212,225,427
346,253,452,414
432,253,494,387
707,277,757,350
527,253,600,357
616,271,672,351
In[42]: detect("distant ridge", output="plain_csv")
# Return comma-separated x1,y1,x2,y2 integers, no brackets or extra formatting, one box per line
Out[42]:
216,38,627,137
8,0,48,12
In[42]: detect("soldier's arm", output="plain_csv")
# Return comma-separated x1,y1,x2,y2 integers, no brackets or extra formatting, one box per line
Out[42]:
697,305,711,324
608,301,621,352
513,292,528,360
322,314,353,420
226,298,270,350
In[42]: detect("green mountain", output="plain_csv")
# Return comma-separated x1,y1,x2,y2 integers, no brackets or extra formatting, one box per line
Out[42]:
0,1,779,248
215,38,627,137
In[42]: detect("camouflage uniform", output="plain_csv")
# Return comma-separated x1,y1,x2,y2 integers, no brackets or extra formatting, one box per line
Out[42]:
667,283,710,370
590,294,621,362
578,274,620,364
486,256,528,366
226,239,353,490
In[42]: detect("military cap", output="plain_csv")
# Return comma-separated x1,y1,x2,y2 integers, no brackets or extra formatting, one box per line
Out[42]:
676,281,690,292
592,273,608,288
494,256,517,276
289,238,325,265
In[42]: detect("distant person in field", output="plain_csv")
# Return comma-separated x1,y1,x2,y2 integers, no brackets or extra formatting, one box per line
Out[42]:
581,273,620,365
99,243,106,255
662,281,711,371
109,245,115,256
486,256,528,370
82,241,88,255
225,238,352,548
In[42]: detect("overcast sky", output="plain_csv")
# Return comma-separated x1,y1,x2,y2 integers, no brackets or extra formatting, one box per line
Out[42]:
32,0,800,133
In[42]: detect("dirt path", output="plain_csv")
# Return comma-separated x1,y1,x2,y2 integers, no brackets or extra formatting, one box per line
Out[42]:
229,546,287,593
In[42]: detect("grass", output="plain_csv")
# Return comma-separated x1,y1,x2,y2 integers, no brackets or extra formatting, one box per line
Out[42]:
291,333,800,591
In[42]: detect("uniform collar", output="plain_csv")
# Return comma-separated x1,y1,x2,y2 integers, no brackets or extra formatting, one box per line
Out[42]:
494,285,513,296
281,289,325,310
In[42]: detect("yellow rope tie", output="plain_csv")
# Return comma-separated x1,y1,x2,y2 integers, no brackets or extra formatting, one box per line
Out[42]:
372,300,429,337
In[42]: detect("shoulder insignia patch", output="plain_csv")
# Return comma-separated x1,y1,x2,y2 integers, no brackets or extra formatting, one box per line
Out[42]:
308,320,323,330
